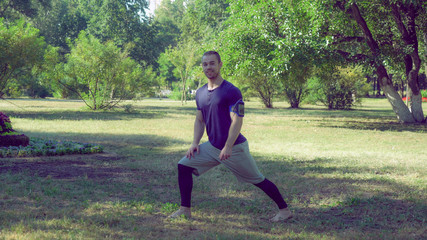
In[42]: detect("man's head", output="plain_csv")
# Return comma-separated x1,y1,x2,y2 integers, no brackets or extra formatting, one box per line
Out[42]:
202,51,222,80
202,51,221,63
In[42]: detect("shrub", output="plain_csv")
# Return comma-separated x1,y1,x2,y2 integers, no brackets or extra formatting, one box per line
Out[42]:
0,138,103,158
168,88,182,101
309,65,369,109
46,31,151,110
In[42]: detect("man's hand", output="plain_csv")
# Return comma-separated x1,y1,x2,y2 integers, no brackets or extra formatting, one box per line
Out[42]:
219,145,232,161
186,143,199,160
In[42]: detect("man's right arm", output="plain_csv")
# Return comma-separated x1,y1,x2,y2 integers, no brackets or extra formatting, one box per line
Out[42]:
186,110,205,159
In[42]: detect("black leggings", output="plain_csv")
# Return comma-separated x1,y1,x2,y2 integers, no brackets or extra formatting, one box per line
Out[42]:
178,164,288,209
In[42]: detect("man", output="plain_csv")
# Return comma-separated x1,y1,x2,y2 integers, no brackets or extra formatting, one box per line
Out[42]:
169,51,292,222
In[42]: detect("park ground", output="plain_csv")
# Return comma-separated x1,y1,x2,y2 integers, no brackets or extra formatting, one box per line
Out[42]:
0,98,426,240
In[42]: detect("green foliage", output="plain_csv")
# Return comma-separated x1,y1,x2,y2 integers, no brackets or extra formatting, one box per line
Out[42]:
82,0,156,66
0,18,47,96
0,0,51,20
162,40,200,104
157,52,178,88
181,0,229,42
152,0,185,51
160,202,179,214
220,0,326,108
309,65,369,110
167,88,183,101
0,112,13,133
46,32,152,110
280,45,317,108
0,138,103,158
0,131,21,136
53,31,151,110
33,0,88,53
167,82,195,101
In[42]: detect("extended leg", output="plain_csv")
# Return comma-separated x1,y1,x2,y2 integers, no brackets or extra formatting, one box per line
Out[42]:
254,178,292,222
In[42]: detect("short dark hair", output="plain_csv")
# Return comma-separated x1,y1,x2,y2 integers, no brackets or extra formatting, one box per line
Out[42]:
203,51,221,63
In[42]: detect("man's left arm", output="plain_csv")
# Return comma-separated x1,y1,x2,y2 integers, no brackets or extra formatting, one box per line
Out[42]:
219,113,243,161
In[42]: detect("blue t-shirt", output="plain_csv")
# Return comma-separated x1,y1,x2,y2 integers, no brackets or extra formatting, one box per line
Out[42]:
196,80,247,150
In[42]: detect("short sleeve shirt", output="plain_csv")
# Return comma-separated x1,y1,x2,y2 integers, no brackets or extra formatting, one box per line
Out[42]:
196,80,247,150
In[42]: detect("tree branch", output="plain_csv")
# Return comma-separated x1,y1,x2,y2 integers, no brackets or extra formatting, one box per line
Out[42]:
391,3,411,43
56,79,92,109
267,5,286,39
331,35,365,45
334,50,369,62
349,4,381,56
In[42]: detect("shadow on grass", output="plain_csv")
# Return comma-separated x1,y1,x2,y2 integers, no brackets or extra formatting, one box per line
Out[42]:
0,134,425,239
5,105,196,121
184,155,426,239
246,106,397,119
6,110,165,121
141,105,196,116
318,119,427,133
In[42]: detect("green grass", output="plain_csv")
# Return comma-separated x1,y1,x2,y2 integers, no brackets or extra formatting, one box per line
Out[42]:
0,97,426,239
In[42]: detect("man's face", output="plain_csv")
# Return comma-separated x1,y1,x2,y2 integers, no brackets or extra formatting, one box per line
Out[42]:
202,54,222,80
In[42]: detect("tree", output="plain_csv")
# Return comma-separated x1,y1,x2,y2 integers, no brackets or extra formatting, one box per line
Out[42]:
0,0,51,20
220,0,323,108
50,31,150,110
318,0,426,122
0,18,46,97
82,0,157,66
152,0,186,50
220,24,281,108
32,0,87,54
279,45,316,108
157,51,178,89
163,40,200,105
181,0,229,43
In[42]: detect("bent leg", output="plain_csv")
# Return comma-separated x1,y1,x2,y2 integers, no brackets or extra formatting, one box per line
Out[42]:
170,143,220,219
169,164,194,219
178,164,194,207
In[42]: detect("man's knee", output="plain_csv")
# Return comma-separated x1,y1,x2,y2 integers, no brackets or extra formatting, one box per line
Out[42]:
178,163,195,174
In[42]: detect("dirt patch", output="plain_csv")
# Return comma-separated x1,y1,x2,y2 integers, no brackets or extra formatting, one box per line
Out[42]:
0,152,147,181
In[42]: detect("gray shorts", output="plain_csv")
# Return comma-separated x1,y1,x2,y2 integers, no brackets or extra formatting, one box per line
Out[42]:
178,141,265,184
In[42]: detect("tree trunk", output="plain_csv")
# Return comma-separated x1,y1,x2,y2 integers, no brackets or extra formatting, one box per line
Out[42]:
424,32,427,75
376,77,381,96
391,3,424,122
377,65,415,122
349,3,420,123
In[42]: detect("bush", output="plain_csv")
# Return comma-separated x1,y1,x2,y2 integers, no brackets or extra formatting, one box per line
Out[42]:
0,138,103,158
309,65,369,110
167,82,195,101
47,31,151,110
167,88,182,101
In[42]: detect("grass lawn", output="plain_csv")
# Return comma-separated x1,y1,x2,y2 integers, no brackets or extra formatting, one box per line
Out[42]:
0,98,426,240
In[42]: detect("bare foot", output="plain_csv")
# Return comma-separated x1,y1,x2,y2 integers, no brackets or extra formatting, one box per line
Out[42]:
168,206,191,219
270,208,292,222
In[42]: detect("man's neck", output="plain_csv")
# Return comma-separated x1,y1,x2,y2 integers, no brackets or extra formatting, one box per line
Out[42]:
207,77,224,90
